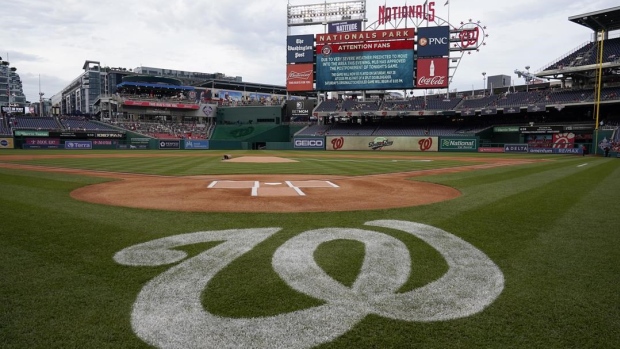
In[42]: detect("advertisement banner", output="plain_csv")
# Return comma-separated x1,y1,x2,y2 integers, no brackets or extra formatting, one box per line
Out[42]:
439,138,477,151
286,100,314,122
327,20,363,33
526,104,546,113
159,140,180,149
528,147,582,154
503,107,521,114
118,144,149,150
14,130,49,137
287,34,315,63
1,106,25,113
293,138,325,149
416,26,450,58
316,41,414,91
460,109,475,116
478,147,505,153
481,107,497,115
64,141,93,150
286,63,314,92
26,138,60,146
0,138,14,149
326,136,438,151
123,100,199,109
416,58,448,88
493,126,520,132
519,126,563,134
552,133,575,148
92,140,118,146
184,140,209,149
316,28,415,44
504,144,529,153
22,144,62,149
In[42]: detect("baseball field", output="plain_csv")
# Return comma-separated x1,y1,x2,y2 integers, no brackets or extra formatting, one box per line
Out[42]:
1,149,618,348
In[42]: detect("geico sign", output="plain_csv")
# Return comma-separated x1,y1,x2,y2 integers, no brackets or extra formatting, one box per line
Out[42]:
295,139,324,147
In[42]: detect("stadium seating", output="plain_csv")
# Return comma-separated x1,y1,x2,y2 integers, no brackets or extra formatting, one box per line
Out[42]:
543,37,620,70
11,116,60,130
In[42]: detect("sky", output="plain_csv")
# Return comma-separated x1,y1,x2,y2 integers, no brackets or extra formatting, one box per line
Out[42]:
1,0,618,103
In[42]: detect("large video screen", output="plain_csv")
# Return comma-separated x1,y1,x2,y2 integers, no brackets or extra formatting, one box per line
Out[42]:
316,40,414,91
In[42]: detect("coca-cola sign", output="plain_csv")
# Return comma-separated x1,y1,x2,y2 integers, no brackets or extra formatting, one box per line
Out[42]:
417,76,446,86
416,58,448,88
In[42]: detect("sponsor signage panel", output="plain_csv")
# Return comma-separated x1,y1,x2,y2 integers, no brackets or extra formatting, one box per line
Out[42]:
503,107,520,114
316,41,414,91
504,144,529,153
526,104,546,113
493,126,519,132
118,144,149,150
286,100,315,122
1,106,25,113
92,140,118,146
528,147,582,154
519,126,563,134
417,26,450,57
327,20,363,33
316,28,415,44
415,58,448,88
184,140,209,149
440,138,477,151
287,34,315,63
123,100,199,109
65,141,93,150
46,131,124,139
481,107,497,115
14,130,49,137
26,138,60,146
294,138,325,149
0,138,14,149
460,109,475,116
286,63,314,92
326,136,438,151
159,140,180,149
478,147,505,153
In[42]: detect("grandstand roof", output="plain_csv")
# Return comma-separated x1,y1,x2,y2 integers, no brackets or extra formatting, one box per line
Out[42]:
116,81,195,90
198,79,316,98
569,6,620,32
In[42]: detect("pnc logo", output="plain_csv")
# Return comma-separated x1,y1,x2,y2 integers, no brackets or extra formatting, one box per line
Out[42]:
115,220,504,349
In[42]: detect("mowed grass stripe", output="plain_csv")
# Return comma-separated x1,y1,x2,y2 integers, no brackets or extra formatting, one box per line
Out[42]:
7,153,476,176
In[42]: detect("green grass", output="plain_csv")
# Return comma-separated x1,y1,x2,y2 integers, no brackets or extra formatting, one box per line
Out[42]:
1,150,619,349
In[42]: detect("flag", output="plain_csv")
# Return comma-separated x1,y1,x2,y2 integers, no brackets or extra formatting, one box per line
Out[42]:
444,0,449,5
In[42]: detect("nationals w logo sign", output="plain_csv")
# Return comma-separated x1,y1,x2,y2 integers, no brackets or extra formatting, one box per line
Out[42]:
115,220,504,348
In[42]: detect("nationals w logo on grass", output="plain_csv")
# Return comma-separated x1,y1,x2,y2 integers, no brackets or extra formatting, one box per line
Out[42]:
115,220,504,348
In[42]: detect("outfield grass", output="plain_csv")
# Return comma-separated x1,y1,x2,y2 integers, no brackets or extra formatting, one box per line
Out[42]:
1,150,618,349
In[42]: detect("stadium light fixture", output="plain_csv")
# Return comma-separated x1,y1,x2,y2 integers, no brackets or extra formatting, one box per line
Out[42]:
287,0,366,27
482,72,486,96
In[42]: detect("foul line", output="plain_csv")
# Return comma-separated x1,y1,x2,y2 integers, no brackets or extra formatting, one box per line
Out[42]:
577,163,588,168
286,181,306,196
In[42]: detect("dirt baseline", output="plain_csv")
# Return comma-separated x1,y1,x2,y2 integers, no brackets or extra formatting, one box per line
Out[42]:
0,155,534,213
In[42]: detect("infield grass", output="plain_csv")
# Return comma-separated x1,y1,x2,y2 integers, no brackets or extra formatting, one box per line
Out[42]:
0,150,618,349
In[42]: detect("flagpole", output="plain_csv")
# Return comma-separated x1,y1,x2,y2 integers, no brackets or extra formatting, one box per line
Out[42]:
6,52,10,107
446,0,451,99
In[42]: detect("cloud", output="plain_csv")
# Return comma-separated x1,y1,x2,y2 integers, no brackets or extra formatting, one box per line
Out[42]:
1,0,619,102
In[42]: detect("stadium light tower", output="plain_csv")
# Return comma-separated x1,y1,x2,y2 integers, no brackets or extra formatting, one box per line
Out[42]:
525,65,530,92
482,72,486,96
